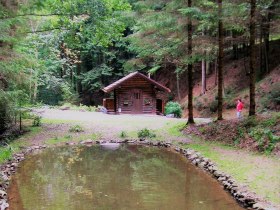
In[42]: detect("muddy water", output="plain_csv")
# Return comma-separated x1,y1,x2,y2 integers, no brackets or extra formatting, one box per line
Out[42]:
8,145,244,210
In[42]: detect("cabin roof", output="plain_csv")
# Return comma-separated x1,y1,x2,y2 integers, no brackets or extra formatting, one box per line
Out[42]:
102,72,171,93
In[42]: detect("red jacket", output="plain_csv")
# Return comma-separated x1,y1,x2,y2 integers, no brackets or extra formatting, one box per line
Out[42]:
237,102,243,112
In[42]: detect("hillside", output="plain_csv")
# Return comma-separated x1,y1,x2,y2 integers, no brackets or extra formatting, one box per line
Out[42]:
154,39,280,118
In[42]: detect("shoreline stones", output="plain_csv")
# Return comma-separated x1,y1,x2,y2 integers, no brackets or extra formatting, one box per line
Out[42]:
0,140,277,210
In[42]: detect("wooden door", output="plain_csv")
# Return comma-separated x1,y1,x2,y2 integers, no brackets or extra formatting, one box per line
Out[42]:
132,89,142,113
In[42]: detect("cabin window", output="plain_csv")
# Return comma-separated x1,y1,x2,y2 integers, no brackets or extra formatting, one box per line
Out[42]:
144,98,151,105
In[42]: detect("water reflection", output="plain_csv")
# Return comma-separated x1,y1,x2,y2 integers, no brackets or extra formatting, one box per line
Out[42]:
8,145,244,210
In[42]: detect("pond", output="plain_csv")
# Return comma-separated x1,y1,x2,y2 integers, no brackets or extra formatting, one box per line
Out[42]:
8,144,244,210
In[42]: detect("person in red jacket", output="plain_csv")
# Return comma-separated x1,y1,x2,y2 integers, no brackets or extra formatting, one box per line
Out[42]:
236,99,244,119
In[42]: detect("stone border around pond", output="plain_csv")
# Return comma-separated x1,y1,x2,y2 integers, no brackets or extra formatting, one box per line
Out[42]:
0,140,276,210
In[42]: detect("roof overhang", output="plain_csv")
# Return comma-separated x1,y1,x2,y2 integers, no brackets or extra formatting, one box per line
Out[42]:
102,72,171,93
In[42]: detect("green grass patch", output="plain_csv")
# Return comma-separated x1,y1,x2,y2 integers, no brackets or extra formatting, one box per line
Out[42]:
166,122,186,137
44,133,103,145
0,147,13,164
0,124,41,163
42,118,78,124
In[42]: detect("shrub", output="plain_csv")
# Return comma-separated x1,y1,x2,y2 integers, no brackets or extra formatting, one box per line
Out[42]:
0,92,13,134
194,100,204,111
268,84,280,105
164,101,182,118
33,115,42,127
137,128,156,139
69,125,84,133
242,116,258,129
0,147,12,163
119,131,127,138
209,100,218,112
249,128,280,154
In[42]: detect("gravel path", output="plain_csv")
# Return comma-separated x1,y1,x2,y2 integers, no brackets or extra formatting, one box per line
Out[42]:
29,108,211,144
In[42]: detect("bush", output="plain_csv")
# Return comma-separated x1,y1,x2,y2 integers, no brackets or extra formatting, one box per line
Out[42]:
164,101,182,118
0,92,13,134
69,125,84,133
241,116,258,129
249,128,280,154
119,131,127,138
0,147,12,163
194,100,204,111
33,115,42,127
209,100,218,112
268,84,280,105
137,128,156,139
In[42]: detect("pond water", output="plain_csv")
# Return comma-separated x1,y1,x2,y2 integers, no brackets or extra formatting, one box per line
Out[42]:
8,144,244,210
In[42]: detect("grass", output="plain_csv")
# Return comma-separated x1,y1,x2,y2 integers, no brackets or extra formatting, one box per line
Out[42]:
0,147,12,164
178,135,280,205
44,132,103,145
165,122,186,137
0,124,42,163
42,118,78,124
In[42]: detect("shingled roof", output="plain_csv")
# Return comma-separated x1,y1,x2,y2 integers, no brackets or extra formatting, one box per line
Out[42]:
102,72,171,93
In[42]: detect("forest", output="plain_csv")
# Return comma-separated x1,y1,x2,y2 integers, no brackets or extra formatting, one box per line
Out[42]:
0,0,279,132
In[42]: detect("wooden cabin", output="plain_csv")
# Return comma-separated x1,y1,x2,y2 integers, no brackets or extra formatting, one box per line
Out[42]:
102,72,171,114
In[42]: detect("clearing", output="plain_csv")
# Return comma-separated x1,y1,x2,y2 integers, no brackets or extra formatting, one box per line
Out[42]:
6,109,280,208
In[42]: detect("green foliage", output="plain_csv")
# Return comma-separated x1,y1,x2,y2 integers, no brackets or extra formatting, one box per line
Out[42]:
69,125,84,133
209,100,218,113
260,114,279,127
249,128,280,154
0,92,12,134
164,101,182,118
137,128,156,139
119,131,128,138
32,115,42,127
234,127,245,145
268,84,280,105
0,146,12,163
241,117,258,129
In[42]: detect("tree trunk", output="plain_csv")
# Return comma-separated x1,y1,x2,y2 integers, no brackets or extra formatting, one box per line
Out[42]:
76,55,83,94
187,0,194,124
176,72,181,101
249,0,256,116
217,0,224,120
260,20,264,76
214,57,218,85
201,59,206,94
232,30,238,59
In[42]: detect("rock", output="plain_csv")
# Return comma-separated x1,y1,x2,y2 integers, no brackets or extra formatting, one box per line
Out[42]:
213,170,223,177
0,199,9,210
185,150,194,156
175,147,180,152
189,154,198,160
127,140,136,144
0,190,6,199
192,160,198,165
252,202,267,210
198,162,206,168
152,142,158,146
163,142,171,147
218,176,226,182
80,139,93,144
